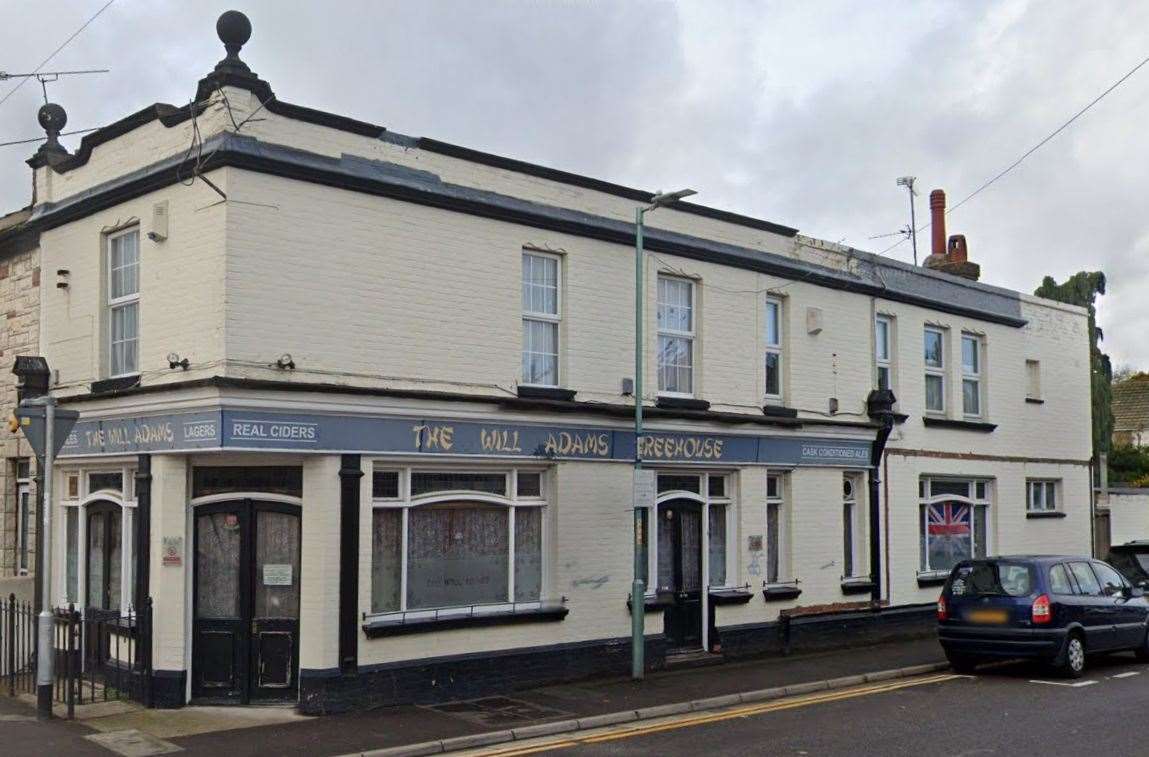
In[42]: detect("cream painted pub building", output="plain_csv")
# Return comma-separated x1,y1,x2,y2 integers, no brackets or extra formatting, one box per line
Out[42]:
11,13,1092,712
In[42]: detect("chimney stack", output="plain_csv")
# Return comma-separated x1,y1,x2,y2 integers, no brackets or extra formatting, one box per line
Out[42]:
921,187,980,282
929,189,946,259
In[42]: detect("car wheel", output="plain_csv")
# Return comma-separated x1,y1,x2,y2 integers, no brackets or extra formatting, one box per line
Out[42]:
1135,629,1149,662
1056,634,1087,678
945,652,979,675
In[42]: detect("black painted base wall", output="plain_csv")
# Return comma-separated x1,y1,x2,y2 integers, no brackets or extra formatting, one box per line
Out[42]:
299,635,668,715
151,669,188,709
719,604,936,659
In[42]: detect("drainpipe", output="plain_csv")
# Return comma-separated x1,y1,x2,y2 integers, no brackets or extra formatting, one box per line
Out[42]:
866,389,897,606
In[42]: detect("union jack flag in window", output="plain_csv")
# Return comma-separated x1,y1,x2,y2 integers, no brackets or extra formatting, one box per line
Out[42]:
927,501,972,572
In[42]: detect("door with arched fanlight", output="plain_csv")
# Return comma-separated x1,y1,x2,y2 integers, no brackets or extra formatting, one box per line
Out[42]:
85,500,124,620
657,498,703,648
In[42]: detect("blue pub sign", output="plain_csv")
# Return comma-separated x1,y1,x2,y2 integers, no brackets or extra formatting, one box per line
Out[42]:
59,407,872,467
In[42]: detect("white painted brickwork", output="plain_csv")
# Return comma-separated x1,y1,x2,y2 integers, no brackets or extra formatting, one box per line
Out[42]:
29,94,1094,673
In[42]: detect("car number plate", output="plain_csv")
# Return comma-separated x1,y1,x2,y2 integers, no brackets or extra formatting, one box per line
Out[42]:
966,609,1009,624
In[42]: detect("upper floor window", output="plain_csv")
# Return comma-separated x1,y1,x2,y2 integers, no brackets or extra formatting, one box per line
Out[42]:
765,297,783,402
961,333,983,418
521,252,561,386
1026,359,1042,401
107,229,140,377
875,315,892,391
657,276,694,396
923,327,945,413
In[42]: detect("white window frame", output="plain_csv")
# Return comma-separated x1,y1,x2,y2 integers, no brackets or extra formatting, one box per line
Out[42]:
16,460,31,575
1026,359,1042,401
521,250,561,388
657,275,696,397
764,297,784,403
961,333,984,419
842,473,865,580
918,477,992,577
1027,479,1059,513
59,464,138,614
924,327,946,414
875,315,893,392
367,466,550,621
765,472,791,586
642,471,737,595
107,228,141,378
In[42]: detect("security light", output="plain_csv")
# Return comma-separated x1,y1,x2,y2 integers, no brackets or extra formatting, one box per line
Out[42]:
650,188,697,208
167,352,189,370
276,353,296,370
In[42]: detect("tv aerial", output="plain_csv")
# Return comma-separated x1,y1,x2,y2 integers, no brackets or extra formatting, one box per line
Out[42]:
0,68,108,149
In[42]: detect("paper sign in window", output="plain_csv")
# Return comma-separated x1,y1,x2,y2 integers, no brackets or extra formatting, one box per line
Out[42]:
263,564,293,586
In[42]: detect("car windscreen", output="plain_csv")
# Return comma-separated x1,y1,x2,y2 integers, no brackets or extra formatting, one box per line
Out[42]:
950,562,1035,597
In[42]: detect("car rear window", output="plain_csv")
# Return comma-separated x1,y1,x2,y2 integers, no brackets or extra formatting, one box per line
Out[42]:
950,561,1035,597
1136,555,1149,574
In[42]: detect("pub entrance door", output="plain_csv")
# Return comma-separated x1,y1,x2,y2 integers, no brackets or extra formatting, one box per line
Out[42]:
657,498,703,649
192,499,301,703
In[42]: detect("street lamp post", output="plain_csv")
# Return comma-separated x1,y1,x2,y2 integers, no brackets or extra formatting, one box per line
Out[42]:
632,188,696,681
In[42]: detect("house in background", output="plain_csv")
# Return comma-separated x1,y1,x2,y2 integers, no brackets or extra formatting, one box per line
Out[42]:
1113,374,1149,448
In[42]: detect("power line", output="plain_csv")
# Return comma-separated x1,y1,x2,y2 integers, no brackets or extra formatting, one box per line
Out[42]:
0,0,117,109
878,50,1149,256
0,127,96,148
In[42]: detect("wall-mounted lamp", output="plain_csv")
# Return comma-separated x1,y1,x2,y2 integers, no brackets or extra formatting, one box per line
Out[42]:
166,352,190,370
276,353,295,370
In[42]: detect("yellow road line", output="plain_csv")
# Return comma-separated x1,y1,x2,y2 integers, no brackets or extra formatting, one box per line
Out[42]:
470,673,962,757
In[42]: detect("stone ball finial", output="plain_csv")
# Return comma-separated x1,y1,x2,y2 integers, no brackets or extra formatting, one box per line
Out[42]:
38,103,67,136
217,10,252,49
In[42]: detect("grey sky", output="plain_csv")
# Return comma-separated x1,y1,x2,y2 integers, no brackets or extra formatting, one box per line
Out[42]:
2,1,1146,368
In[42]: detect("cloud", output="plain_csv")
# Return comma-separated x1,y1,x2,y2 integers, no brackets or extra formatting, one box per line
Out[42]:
1,0,1145,364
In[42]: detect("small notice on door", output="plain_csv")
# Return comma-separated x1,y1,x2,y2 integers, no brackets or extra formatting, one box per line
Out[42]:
263,564,293,586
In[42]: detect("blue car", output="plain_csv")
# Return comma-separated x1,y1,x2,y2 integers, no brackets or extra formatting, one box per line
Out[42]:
937,556,1149,677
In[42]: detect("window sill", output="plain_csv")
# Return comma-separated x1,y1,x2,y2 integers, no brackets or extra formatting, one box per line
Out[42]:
709,588,754,605
840,578,876,596
627,592,676,614
1026,510,1067,519
921,416,998,432
362,604,568,638
916,572,948,587
1025,397,1045,405
762,404,798,419
91,375,140,394
656,396,711,411
762,585,802,602
516,385,577,402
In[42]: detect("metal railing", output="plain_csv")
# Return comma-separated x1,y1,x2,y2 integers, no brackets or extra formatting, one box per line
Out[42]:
2,593,152,719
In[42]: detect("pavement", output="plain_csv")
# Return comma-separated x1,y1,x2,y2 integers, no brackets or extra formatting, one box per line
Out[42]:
482,651,1149,756
0,636,945,757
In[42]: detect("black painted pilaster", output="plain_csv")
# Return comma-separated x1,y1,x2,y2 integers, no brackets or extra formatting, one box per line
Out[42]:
133,455,152,610
338,455,364,673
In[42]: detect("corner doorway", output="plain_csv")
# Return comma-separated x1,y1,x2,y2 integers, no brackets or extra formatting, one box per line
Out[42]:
192,499,301,703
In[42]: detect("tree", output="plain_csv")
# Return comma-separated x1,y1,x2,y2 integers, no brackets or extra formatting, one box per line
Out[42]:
1033,272,1111,463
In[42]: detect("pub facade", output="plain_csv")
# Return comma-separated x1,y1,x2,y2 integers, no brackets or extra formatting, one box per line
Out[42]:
8,12,1093,712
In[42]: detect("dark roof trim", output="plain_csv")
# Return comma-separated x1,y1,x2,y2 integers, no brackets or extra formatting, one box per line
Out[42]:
57,375,877,430
0,209,38,259
41,86,797,238
29,134,1027,328
417,138,799,237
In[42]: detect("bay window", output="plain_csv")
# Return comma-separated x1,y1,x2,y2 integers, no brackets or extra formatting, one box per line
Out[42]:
107,228,140,378
521,251,561,386
657,276,695,395
370,468,547,616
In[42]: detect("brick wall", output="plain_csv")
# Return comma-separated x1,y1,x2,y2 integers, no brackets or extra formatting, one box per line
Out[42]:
0,244,40,576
